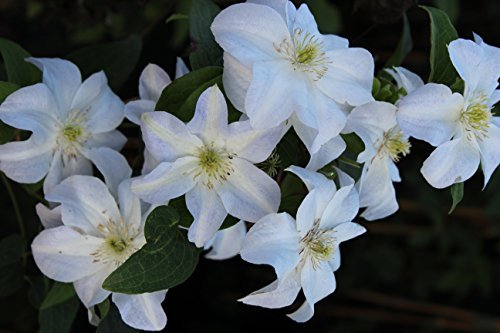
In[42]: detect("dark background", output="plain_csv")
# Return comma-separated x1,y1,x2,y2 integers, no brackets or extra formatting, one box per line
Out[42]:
1,0,500,332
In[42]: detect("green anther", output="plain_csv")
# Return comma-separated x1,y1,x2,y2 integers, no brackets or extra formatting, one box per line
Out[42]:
63,125,83,142
198,146,223,174
309,237,334,261
107,238,128,253
296,43,320,65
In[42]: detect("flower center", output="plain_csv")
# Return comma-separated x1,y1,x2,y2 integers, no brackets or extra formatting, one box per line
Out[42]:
63,125,83,142
195,144,235,189
380,128,411,162
300,220,336,269
275,28,330,80
460,98,491,140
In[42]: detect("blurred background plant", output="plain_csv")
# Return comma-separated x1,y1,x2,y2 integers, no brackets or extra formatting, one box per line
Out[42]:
1,0,500,332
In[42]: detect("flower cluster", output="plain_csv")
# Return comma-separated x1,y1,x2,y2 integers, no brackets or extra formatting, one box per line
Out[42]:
0,0,498,330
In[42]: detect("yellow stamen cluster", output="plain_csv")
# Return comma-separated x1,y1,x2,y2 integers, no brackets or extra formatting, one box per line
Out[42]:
461,98,491,140
300,220,336,269
195,144,235,189
275,28,330,80
381,128,411,162
63,125,83,143
91,219,139,266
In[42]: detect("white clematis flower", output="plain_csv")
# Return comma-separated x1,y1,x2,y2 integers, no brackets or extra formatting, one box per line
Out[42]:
0,58,126,193
347,101,410,220
240,166,365,322
211,0,374,165
204,220,247,260
31,176,168,331
131,85,282,248
398,35,500,188
125,59,189,174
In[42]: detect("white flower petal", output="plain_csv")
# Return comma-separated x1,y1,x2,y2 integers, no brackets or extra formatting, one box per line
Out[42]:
43,149,92,194
226,120,282,163
300,259,336,316
0,83,59,136
187,85,228,143
186,184,228,248
139,64,171,102
86,130,127,151
333,222,366,243
478,125,500,187
222,52,252,112
239,269,301,309
211,3,290,66
117,179,143,233
74,267,113,308
286,165,334,192
87,147,131,198
248,0,295,29
141,111,203,162
31,226,106,282
293,4,318,35
142,148,160,175
131,158,199,205
216,158,280,222
0,137,53,184
321,184,359,228
397,83,463,146
385,66,424,94
205,221,247,260
240,212,300,279
36,203,62,229
124,99,156,125
45,175,122,237
287,300,314,323
322,35,349,51
318,48,374,106
71,71,124,134
27,58,82,116
305,135,346,171
175,57,189,78
246,60,306,129
112,291,167,331
421,137,480,188
296,188,334,237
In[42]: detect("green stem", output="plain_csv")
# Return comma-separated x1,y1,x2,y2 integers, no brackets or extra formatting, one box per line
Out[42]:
1,173,26,239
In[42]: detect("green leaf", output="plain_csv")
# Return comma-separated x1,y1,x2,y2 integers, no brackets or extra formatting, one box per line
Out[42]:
449,182,464,214
306,0,342,34
189,0,222,69
67,36,142,91
421,6,459,86
0,234,26,297
40,282,75,310
155,66,222,121
97,304,140,333
166,13,189,24
103,206,201,294
97,299,111,319
39,296,79,333
0,38,41,86
342,133,365,156
385,15,412,68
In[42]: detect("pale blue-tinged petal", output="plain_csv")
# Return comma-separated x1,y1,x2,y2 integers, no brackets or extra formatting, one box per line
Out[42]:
239,269,301,309
71,71,124,134
247,0,294,30
318,48,374,106
334,166,355,186
216,158,281,222
141,111,203,162
175,57,189,78
296,188,334,237
321,184,359,228
328,246,341,272
117,179,143,233
0,83,59,136
27,58,81,117
293,4,318,35
87,147,131,198
131,157,199,205
186,184,228,248
124,99,156,125
43,149,93,194
36,203,62,229
358,155,398,220
74,266,113,307
398,83,463,146
226,120,282,163
205,220,247,260
187,85,228,143
490,90,500,106
86,130,127,151
0,137,53,184
306,135,346,171
211,3,290,66
385,67,424,94
300,259,336,319
31,226,106,282
287,300,314,323
139,64,171,102
334,222,366,243
222,52,251,112
240,212,301,279
246,60,306,129
421,136,480,188
286,165,335,192
142,148,160,175
45,175,122,237
478,125,500,188
322,35,349,51
112,291,167,331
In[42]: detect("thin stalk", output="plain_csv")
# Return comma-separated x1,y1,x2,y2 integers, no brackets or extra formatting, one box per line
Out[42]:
1,173,26,240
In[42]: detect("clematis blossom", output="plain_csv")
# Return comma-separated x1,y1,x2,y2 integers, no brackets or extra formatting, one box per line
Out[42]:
239,166,365,322
211,0,374,167
347,101,410,220
131,85,282,248
31,176,168,331
0,58,126,193
398,35,500,188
